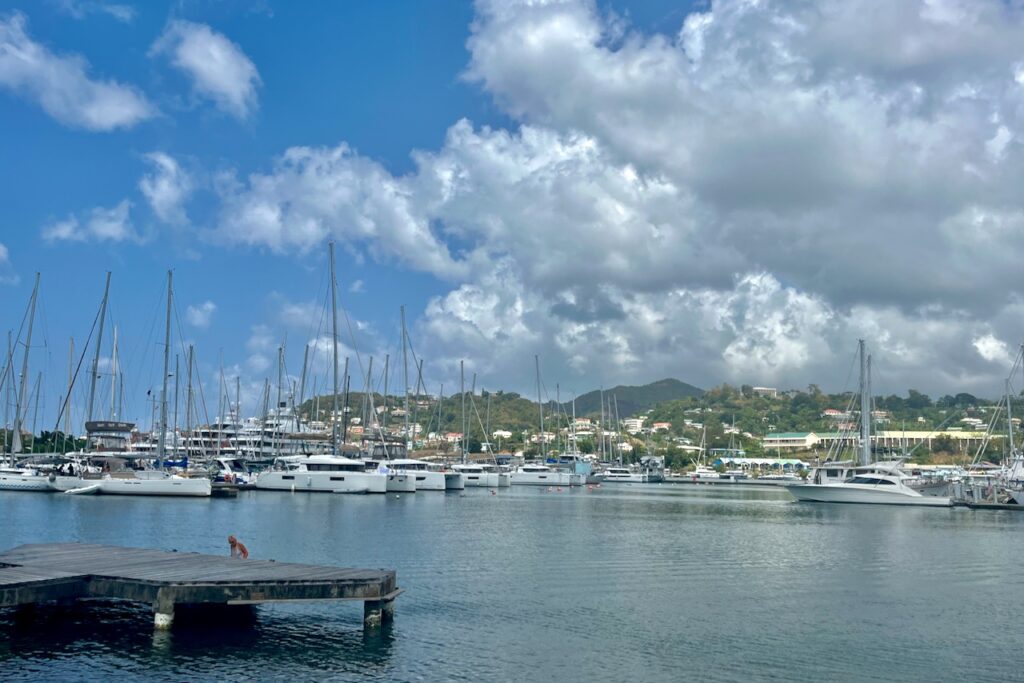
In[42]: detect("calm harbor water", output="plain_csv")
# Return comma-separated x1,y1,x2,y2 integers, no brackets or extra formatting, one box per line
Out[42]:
1,485,1022,682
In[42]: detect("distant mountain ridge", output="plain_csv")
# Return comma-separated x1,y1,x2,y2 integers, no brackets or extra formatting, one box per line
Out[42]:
566,378,704,418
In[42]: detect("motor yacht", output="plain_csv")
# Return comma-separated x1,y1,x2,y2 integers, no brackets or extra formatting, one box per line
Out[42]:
786,460,951,506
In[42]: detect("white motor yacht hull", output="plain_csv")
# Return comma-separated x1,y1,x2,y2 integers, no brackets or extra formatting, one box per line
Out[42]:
256,470,387,494
786,484,951,507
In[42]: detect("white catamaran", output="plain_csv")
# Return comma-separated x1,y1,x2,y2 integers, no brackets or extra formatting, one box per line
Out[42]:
256,243,386,494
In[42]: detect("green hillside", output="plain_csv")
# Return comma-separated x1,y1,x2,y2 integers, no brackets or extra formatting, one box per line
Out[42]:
568,378,704,417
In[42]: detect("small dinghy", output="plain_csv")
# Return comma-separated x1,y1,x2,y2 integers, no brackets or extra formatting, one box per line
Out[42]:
64,483,102,495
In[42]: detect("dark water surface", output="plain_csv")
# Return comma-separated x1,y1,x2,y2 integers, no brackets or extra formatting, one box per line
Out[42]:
1,485,1021,681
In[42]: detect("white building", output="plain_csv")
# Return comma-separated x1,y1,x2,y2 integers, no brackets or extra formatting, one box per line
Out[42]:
622,418,645,434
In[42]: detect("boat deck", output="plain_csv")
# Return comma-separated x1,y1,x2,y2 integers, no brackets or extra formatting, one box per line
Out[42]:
0,542,400,630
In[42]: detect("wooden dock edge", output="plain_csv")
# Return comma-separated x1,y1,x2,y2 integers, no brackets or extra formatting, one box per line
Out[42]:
0,544,402,633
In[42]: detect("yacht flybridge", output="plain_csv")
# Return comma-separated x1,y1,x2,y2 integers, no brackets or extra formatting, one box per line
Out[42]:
786,340,951,507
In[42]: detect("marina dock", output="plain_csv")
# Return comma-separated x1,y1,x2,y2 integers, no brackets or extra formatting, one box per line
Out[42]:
0,542,401,630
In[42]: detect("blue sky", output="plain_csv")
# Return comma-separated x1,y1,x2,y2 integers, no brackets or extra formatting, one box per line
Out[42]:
3,0,1024,432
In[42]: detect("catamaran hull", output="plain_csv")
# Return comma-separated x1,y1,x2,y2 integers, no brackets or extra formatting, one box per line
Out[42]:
443,472,465,490
406,470,445,491
460,472,505,487
786,484,951,507
512,471,584,486
256,471,387,494
385,474,416,493
598,474,648,484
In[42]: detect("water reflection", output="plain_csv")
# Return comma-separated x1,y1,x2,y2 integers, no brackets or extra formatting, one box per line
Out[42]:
2,486,1024,681
0,600,396,680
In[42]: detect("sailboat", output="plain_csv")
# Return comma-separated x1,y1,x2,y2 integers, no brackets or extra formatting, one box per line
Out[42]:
511,357,583,486
256,243,387,494
453,381,510,487
786,340,951,507
52,272,211,497
0,274,54,492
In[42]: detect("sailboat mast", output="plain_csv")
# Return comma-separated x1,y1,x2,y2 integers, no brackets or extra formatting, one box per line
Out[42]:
217,360,225,456
1007,378,1015,457
556,383,561,453
156,270,173,464
298,344,309,421
63,337,74,439
341,356,350,444
185,345,194,437
858,339,871,466
110,326,118,419
329,242,340,455
401,306,410,449
3,332,11,454
276,345,283,418
460,360,466,462
85,272,110,432
383,354,390,432
535,355,545,459
173,354,180,456
13,273,40,454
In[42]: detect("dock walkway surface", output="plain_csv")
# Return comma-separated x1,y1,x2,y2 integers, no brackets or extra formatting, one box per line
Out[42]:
0,542,400,630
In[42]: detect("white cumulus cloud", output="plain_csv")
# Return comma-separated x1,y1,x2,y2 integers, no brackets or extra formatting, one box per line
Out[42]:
0,242,17,285
139,152,193,224
210,0,1024,395
0,12,154,130
58,1,136,23
42,200,138,243
151,20,260,120
186,300,217,328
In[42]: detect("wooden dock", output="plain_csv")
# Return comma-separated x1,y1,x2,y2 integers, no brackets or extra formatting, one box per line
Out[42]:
0,543,401,630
